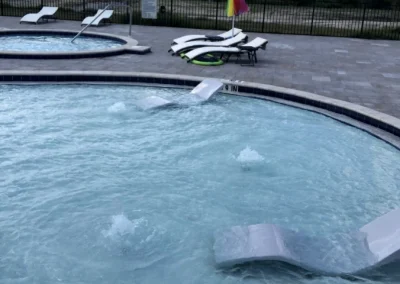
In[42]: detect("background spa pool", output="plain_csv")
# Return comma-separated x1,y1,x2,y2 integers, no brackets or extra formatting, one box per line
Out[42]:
0,34,123,52
1,84,399,284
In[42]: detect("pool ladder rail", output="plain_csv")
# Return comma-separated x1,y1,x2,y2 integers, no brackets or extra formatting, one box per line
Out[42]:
71,3,134,43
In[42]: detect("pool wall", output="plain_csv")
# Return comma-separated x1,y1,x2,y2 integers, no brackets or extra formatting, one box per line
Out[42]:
1,70,399,146
0,30,150,59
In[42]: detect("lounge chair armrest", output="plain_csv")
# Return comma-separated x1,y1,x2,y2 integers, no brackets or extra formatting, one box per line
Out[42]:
205,35,224,41
237,46,257,51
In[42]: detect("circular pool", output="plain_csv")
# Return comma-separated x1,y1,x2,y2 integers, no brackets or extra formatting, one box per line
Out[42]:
0,34,123,52
0,30,139,58
1,83,400,284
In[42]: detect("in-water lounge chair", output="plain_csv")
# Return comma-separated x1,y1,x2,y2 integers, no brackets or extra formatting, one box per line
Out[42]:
81,9,114,26
171,28,243,45
213,208,400,276
183,37,268,66
20,7,58,24
169,32,248,55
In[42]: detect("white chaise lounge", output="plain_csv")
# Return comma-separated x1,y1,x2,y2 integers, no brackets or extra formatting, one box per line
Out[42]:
81,9,114,26
183,37,268,66
169,32,248,55
214,208,400,276
20,7,58,24
135,96,176,110
171,28,243,45
135,79,223,110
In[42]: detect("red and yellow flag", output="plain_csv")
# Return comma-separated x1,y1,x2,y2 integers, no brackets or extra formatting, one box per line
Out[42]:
227,0,249,17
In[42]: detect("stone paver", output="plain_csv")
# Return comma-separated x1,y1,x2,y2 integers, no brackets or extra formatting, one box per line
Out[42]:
0,16,399,118
334,49,348,53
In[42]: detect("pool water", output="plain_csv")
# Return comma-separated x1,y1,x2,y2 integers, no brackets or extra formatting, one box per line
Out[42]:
1,84,400,284
0,35,123,52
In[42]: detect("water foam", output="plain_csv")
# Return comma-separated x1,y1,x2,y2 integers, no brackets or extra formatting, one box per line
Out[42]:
107,102,126,113
236,146,265,163
102,214,145,241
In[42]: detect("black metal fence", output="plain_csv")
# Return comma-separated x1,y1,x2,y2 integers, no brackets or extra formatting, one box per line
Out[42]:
1,0,400,39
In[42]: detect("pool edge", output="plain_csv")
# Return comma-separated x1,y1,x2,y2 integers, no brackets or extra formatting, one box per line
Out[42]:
1,70,399,147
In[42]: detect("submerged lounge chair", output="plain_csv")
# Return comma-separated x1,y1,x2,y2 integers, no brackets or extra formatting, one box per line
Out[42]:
171,28,243,45
169,32,248,55
81,9,114,26
20,7,58,24
214,208,400,276
183,37,268,66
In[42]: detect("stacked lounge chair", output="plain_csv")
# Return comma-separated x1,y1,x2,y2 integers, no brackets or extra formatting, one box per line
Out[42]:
168,32,248,55
171,28,242,45
183,37,268,66
20,7,58,24
81,9,114,26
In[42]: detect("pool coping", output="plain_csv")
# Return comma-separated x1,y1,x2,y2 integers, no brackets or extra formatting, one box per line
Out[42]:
1,70,399,148
0,29,150,59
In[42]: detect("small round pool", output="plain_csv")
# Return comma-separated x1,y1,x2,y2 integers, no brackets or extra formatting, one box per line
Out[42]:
1,84,400,284
0,34,123,52
0,30,139,58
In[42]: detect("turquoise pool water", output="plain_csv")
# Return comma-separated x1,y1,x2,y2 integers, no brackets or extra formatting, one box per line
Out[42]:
0,35,122,52
1,84,400,284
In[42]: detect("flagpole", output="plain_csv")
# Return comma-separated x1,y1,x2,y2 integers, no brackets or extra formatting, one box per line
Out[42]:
232,15,235,37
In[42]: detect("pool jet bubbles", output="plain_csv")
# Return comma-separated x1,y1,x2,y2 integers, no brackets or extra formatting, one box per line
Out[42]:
236,146,265,171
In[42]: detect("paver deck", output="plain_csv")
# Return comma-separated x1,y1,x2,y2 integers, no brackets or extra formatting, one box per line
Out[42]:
0,16,399,118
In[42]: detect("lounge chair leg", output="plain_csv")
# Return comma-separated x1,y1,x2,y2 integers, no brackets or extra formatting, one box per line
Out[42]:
235,53,243,64
240,51,255,67
226,54,232,63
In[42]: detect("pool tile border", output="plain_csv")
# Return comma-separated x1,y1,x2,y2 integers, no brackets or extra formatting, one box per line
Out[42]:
1,70,399,140
0,29,150,59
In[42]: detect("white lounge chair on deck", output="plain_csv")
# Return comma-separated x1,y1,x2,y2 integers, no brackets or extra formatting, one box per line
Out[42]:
81,9,114,26
169,32,248,55
214,208,400,276
171,28,243,45
20,7,58,24
183,37,268,66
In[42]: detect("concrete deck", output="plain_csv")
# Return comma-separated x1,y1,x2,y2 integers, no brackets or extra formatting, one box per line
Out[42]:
0,16,399,118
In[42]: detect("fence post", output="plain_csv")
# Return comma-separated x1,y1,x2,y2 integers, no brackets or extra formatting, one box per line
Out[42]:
0,0,3,17
215,0,219,30
310,0,316,35
261,0,267,33
83,0,86,18
170,0,173,25
41,0,43,7
126,1,129,24
360,2,367,35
